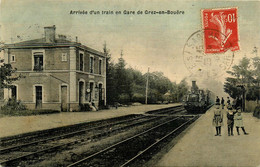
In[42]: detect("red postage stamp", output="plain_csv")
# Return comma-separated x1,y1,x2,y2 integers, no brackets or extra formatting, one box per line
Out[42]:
202,7,240,53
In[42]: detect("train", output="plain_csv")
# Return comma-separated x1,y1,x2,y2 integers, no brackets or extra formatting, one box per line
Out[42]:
183,81,215,113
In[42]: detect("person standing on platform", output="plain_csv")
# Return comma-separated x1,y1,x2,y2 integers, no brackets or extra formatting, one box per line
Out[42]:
221,97,225,109
227,104,237,136
216,96,220,104
227,97,231,105
236,96,243,109
212,103,223,136
234,106,249,135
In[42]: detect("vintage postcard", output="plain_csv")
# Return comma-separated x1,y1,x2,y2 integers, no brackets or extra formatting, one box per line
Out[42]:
0,0,260,167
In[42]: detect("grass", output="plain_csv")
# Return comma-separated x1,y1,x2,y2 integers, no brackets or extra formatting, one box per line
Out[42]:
0,109,60,117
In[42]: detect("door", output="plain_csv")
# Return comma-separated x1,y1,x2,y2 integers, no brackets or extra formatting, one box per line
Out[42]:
35,86,42,109
79,81,84,105
61,85,68,111
89,82,94,102
11,86,17,100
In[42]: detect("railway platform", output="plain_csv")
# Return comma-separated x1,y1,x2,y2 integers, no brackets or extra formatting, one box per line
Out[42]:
0,103,180,138
157,106,260,167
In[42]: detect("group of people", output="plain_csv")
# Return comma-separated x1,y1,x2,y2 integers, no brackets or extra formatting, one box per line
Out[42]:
213,96,249,136
215,96,230,109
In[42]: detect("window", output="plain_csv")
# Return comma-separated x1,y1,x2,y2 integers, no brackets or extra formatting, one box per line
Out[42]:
79,53,84,71
90,56,94,73
10,55,15,62
34,53,43,71
36,86,42,101
62,53,67,61
98,59,102,75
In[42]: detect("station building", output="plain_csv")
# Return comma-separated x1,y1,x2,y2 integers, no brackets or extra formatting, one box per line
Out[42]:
2,25,106,111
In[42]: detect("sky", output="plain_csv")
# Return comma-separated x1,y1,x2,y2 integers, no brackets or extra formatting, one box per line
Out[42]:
0,0,260,97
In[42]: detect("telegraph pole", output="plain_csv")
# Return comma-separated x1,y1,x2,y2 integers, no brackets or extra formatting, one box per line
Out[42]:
145,67,149,104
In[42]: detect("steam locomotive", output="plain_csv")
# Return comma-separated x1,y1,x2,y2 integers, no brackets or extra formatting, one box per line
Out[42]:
183,81,214,113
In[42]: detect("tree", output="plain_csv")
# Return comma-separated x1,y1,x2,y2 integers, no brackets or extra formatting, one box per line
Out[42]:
224,57,251,98
176,79,189,102
114,51,134,104
252,56,260,104
129,68,146,103
104,42,117,105
103,42,186,105
145,71,172,103
224,77,242,99
105,47,135,104
169,81,178,102
0,63,22,101
224,56,260,103
0,64,21,89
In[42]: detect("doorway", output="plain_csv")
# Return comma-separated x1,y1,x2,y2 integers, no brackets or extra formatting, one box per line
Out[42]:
79,81,84,106
89,82,94,102
35,86,42,109
61,85,68,111
11,85,17,100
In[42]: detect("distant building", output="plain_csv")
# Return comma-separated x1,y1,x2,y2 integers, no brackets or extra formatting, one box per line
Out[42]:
2,25,106,111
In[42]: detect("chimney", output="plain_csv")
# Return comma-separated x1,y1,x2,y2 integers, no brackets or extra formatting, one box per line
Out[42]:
58,34,67,40
192,81,196,88
44,25,56,43
191,81,198,92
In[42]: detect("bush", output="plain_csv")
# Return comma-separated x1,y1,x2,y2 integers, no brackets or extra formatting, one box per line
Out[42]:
0,89,4,100
1,98,26,111
0,109,59,117
0,98,60,117
118,94,130,104
132,93,145,104
253,105,260,119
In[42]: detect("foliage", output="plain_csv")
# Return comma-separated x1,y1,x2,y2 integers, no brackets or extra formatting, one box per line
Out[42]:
1,97,27,110
0,97,59,117
145,71,173,103
0,109,59,117
224,56,260,101
0,88,3,100
176,79,189,101
253,105,260,119
104,43,118,105
0,63,22,89
104,44,189,105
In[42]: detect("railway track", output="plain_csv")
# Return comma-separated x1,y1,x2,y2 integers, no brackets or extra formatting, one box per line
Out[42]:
0,115,147,153
1,105,182,146
67,115,198,167
0,105,193,167
1,106,183,147
145,105,184,115
0,114,141,147
0,115,160,166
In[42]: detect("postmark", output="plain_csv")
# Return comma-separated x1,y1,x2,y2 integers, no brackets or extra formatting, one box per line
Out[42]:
202,7,240,53
183,29,234,78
